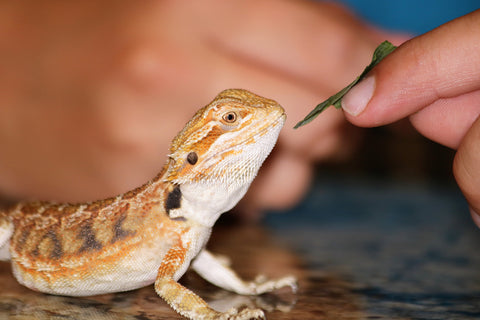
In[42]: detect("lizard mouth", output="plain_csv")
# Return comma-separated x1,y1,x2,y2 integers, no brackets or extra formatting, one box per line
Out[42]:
246,112,285,143
224,111,284,150
201,111,286,168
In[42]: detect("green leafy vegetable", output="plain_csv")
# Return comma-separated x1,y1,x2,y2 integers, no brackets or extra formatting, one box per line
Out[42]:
294,40,397,129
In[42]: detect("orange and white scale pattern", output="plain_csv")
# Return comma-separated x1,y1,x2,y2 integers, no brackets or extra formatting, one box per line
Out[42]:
0,89,295,320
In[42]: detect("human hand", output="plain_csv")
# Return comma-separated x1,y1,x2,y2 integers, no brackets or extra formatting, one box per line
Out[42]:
0,0,397,214
341,10,480,226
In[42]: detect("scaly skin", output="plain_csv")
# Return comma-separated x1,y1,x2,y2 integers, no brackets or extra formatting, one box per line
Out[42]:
0,89,296,320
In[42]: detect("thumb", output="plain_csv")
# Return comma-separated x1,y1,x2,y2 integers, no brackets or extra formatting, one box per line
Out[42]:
342,9,480,127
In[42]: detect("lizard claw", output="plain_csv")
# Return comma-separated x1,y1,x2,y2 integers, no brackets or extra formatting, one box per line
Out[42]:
248,274,297,295
218,307,265,320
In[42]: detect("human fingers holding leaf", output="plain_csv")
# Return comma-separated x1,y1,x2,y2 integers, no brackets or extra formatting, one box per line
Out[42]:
341,9,480,148
298,10,480,226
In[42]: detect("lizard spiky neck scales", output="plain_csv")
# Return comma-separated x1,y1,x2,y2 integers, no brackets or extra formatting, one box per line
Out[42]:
0,89,295,320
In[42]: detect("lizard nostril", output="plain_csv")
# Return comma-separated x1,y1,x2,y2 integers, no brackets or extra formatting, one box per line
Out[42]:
187,152,198,165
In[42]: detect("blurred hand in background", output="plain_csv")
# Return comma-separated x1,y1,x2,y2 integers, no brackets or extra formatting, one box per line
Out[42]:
0,0,404,215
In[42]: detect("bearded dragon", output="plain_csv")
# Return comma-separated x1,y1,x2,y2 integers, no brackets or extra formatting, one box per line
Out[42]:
0,89,296,320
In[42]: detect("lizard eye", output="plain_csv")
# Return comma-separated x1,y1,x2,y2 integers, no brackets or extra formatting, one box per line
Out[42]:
221,111,238,124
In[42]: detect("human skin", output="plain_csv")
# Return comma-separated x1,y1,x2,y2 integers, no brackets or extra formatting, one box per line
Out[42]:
342,9,480,226
0,0,400,215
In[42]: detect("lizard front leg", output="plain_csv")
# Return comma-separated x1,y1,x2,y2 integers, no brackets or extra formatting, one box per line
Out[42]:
155,245,265,320
191,250,297,295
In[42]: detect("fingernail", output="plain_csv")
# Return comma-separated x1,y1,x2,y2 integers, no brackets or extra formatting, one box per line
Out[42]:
469,208,480,229
342,76,376,116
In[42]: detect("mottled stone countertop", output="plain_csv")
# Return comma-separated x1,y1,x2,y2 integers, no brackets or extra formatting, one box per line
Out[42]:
265,174,480,319
1,172,479,319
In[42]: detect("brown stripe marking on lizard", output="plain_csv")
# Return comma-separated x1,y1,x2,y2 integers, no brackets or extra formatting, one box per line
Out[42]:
31,228,63,259
111,203,136,243
78,220,104,253
9,185,161,262
10,185,176,286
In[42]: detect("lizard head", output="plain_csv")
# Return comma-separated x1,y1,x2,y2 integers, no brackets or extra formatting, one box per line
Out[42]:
164,89,285,226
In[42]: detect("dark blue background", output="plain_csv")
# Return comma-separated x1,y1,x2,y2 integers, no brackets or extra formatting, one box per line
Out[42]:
337,0,478,34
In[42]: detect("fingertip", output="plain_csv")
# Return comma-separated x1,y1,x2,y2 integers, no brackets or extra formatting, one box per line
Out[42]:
341,76,375,117
469,208,480,229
